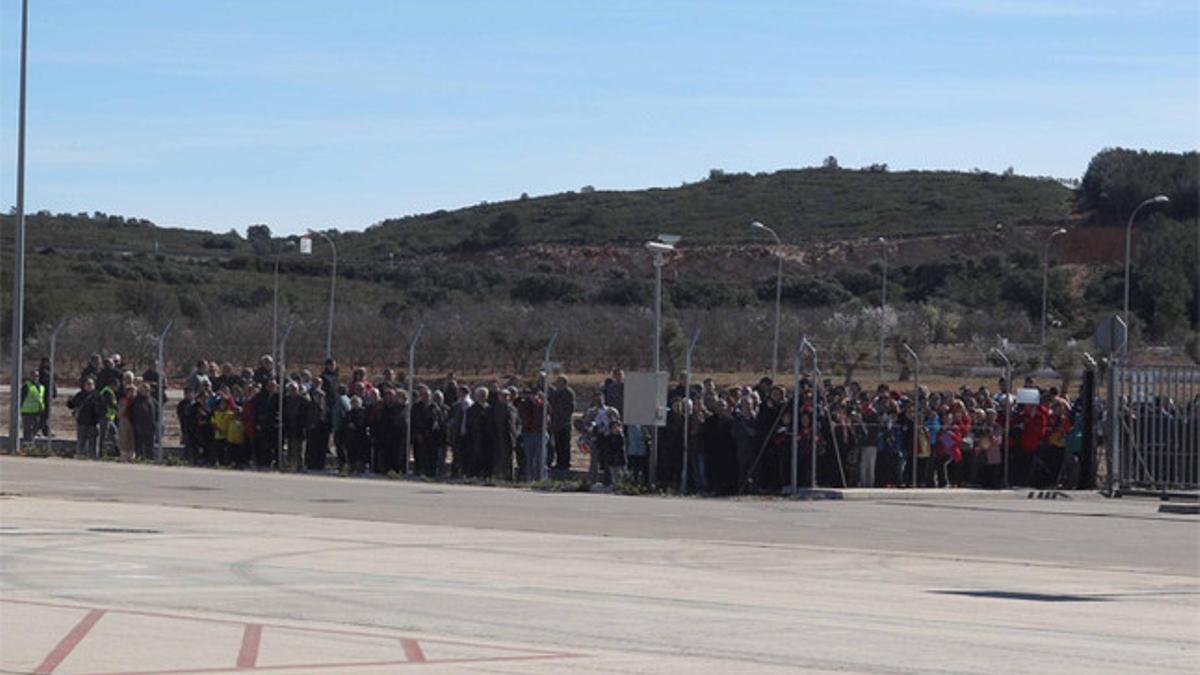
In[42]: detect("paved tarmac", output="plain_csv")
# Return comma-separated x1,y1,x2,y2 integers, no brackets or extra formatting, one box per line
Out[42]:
1,457,1197,673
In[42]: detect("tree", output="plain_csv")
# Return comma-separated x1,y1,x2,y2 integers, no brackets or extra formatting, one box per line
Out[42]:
1133,214,1198,339
822,156,839,170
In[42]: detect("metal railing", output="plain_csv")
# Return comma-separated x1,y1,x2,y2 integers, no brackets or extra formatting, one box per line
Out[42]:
1107,362,1200,495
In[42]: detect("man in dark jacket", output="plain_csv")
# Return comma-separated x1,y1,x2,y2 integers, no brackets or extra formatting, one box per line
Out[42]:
548,375,575,474
37,357,55,437
464,388,491,478
410,386,440,477
95,358,122,393
282,382,309,471
176,389,198,464
305,385,330,471
251,380,279,468
79,354,101,389
253,355,275,388
369,388,408,475
130,382,158,460
68,377,101,457
489,388,521,481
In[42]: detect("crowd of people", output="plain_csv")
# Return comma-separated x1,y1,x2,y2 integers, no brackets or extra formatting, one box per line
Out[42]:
16,352,1125,494
655,373,1098,494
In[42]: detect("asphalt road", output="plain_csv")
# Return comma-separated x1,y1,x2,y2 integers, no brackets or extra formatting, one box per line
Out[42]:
1,457,1198,674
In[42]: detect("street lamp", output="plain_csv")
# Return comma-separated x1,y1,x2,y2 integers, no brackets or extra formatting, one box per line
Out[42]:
750,221,783,382
646,238,677,486
1039,228,1068,367
271,240,297,365
878,237,889,379
1123,195,1169,353
303,229,338,361
7,0,29,453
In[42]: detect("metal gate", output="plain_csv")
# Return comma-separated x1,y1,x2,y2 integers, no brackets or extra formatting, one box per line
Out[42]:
1108,362,1200,494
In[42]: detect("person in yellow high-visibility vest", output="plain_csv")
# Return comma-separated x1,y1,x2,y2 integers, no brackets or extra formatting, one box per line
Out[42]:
20,369,46,444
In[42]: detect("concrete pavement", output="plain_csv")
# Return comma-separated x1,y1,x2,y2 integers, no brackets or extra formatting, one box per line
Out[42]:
1,457,1197,673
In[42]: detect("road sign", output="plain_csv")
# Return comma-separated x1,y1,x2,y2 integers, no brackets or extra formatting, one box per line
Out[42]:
1093,314,1127,354
624,371,668,426
299,236,312,254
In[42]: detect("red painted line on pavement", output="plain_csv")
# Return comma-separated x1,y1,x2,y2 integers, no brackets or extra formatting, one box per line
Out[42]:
400,638,425,663
1,599,569,656
33,608,106,675
89,653,581,675
236,624,261,669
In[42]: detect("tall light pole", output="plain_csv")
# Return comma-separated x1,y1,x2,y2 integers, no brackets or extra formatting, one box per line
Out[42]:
305,229,338,360
1039,228,1068,367
646,238,677,486
8,0,29,452
1124,195,1169,353
751,221,783,382
271,240,296,365
878,237,889,379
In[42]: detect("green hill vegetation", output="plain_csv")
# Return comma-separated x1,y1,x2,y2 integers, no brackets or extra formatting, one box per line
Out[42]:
0,150,1195,375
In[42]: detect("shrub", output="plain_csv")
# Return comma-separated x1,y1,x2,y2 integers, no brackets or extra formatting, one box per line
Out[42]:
511,274,585,304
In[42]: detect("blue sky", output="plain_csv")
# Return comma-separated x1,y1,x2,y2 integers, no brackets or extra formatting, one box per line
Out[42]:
1,0,1197,235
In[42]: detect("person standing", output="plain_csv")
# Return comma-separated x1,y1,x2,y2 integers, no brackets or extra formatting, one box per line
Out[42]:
37,357,55,437
465,388,491,478
129,382,158,460
176,389,198,464
581,392,624,486
515,388,547,481
19,369,45,445
446,385,472,477
251,380,279,468
489,389,521,481
68,378,101,457
548,375,576,475
305,385,330,471
410,386,439,477
282,381,309,471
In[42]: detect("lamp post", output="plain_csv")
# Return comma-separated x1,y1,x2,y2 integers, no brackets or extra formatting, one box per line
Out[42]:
1039,228,1068,367
878,237,889,379
8,0,29,453
271,240,296,365
1123,195,1169,353
646,238,677,486
751,221,783,382
305,229,338,361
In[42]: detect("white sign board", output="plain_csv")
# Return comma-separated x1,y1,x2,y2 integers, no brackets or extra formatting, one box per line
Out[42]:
299,236,313,254
623,371,668,426
1016,388,1041,405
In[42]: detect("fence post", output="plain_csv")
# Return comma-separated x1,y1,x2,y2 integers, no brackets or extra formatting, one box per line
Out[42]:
46,318,68,442
539,329,559,483
988,348,1012,489
1105,358,1121,496
800,338,819,490
679,328,700,493
404,323,424,476
155,321,173,462
277,320,294,471
903,344,921,488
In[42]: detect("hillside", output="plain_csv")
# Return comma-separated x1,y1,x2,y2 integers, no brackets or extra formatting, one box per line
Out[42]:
353,167,1073,256
0,155,1195,378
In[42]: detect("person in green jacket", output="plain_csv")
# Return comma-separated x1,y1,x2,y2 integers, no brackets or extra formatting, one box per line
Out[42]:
19,369,45,444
